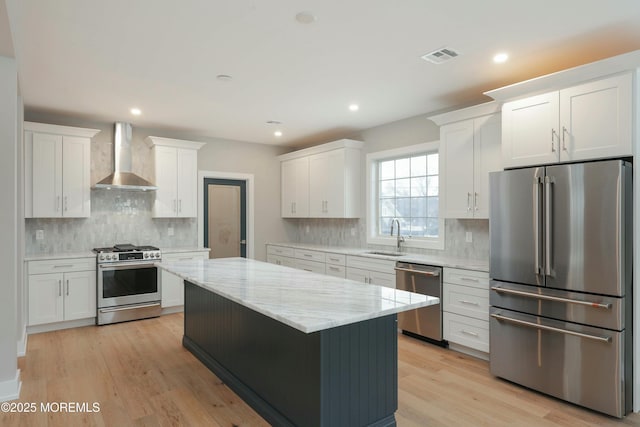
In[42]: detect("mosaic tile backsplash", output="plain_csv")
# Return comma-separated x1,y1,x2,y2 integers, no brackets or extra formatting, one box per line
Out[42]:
25,189,197,254
293,218,489,260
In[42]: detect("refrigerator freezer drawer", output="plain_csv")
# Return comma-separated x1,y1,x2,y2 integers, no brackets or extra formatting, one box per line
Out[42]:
490,280,624,330
490,307,629,418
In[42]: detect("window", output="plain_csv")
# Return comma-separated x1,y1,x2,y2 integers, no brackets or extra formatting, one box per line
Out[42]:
366,142,444,250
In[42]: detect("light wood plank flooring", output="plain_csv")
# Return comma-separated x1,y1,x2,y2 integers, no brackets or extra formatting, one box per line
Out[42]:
2,313,639,427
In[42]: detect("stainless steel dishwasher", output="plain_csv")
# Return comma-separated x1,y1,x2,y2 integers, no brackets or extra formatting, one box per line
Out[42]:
395,262,446,346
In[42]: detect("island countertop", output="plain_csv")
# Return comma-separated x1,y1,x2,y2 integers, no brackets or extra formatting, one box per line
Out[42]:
157,257,438,334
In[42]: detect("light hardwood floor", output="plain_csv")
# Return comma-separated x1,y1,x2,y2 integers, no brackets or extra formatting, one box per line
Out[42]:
2,313,640,427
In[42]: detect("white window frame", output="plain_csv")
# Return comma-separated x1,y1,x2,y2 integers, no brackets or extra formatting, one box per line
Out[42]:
366,141,445,250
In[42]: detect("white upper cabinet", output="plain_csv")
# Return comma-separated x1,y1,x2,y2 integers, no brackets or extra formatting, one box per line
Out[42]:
279,139,362,219
431,104,501,219
24,122,99,218
281,157,309,218
502,73,633,168
145,136,205,218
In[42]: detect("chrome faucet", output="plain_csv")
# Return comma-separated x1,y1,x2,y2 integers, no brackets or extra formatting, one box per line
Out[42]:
390,218,405,251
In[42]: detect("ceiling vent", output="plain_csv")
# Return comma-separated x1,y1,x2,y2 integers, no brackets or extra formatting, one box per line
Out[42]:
421,47,460,64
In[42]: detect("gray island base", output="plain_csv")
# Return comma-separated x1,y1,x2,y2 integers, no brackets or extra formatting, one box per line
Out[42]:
183,280,398,427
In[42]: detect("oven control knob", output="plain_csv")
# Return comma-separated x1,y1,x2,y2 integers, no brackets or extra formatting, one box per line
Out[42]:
144,253,149,258
105,255,111,260
99,255,105,261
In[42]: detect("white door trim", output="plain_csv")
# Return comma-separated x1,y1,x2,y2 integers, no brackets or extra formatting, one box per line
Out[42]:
198,171,255,259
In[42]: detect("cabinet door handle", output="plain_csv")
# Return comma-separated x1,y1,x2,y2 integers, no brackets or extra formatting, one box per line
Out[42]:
467,193,471,212
551,129,557,152
178,199,182,213
66,279,70,296
474,192,478,211
562,126,569,151
64,196,68,212
58,280,62,297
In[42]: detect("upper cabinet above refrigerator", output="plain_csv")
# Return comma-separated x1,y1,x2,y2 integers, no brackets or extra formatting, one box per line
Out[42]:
501,73,633,169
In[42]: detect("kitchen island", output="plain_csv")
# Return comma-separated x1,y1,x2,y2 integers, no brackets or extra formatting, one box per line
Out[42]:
158,257,438,427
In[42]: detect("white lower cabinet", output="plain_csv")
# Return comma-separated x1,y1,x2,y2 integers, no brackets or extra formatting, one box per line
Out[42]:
161,251,209,308
442,267,490,355
27,258,96,326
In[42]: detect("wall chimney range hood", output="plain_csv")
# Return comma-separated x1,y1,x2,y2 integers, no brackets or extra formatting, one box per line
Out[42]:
94,122,158,191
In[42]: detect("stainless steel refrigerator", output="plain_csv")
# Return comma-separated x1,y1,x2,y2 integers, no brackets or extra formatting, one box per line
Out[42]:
489,159,632,418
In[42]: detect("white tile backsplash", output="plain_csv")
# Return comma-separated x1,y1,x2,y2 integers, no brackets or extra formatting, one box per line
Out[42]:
293,218,489,260
25,189,197,254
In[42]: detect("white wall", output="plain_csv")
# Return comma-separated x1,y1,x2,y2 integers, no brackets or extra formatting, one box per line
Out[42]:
0,54,20,401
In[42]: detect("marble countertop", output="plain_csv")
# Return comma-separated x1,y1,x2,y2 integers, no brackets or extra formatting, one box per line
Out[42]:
160,247,210,254
267,242,489,272
157,257,438,334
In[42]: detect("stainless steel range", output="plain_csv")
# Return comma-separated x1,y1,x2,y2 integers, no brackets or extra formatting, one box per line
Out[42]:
94,244,162,325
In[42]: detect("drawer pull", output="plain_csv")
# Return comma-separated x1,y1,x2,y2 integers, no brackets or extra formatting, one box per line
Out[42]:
303,269,313,272
460,277,480,283
459,300,480,306
54,264,74,269
303,254,313,258
491,286,611,309
490,313,611,343
329,257,340,262
329,266,340,271
461,330,479,337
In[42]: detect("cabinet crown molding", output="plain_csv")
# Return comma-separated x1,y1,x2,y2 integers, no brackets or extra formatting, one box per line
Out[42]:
278,139,363,161
427,102,500,126
24,121,100,138
145,136,206,150
485,49,640,102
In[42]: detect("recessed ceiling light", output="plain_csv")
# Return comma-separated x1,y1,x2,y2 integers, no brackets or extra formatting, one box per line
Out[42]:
216,74,233,82
493,52,509,63
274,130,283,137
349,104,359,112
130,108,141,116
295,12,316,24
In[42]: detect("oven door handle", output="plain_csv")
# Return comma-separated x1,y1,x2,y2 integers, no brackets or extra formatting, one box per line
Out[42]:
490,313,611,343
99,262,157,271
491,286,611,309
99,303,161,313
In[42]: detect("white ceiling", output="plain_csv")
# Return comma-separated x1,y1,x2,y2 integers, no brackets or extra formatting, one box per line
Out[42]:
15,0,640,146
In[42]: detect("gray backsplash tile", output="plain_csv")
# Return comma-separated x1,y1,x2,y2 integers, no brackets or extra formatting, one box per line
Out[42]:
25,189,197,254
293,218,489,260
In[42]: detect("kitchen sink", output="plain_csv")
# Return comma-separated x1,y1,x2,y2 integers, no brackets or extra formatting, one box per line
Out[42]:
365,250,405,257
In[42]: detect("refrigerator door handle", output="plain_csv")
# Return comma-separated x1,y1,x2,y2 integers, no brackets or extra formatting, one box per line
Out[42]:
544,176,554,277
491,286,612,309
490,313,611,343
533,176,543,275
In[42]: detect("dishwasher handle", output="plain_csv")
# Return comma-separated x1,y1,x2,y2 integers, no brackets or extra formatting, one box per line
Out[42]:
394,266,440,277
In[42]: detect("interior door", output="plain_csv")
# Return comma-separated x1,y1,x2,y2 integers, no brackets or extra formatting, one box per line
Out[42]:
204,178,247,258
489,167,543,286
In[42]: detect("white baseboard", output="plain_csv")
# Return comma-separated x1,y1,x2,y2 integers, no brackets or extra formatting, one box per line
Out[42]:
27,317,96,335
17,325,27,357
161,305,184,315
0,370,21,402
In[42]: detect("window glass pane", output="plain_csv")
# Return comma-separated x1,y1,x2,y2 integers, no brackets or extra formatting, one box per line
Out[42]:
427,196,439,218
380,180,395,198
427,176,439,196
395,178,410,197
411,197,426,217
411,155,426,176
426,218,439,237
396,198,411,218
427,154,439,175
380,199,395,217
380,217,393,234
410,218,427,237
375,150,440,241
410,177,426,197
395,158,410,178
380,160,395,180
